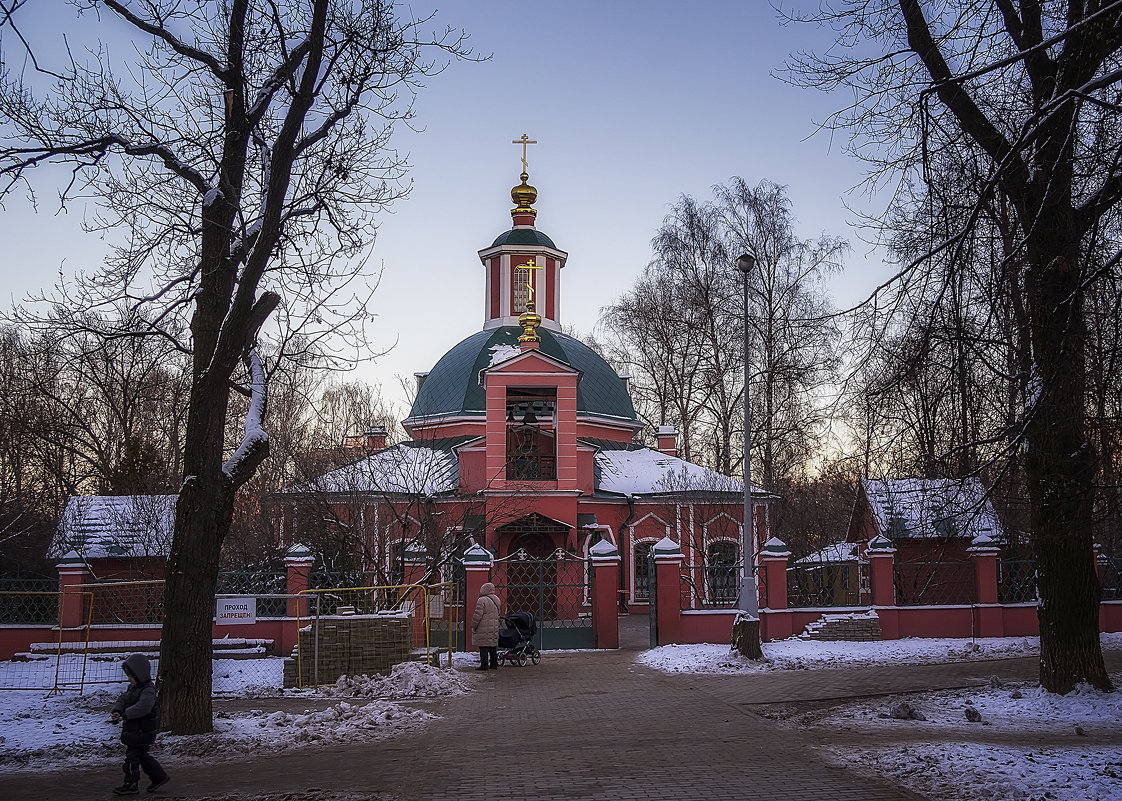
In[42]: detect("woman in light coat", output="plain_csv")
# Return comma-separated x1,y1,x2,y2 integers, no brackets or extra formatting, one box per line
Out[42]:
471,582,502,670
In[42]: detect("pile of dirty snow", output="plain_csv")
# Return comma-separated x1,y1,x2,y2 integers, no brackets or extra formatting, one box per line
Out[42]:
319,662,471,699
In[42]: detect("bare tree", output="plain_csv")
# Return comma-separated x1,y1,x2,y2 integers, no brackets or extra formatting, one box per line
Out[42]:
716,178,846,489
786,0,1122,692
599,179,845,485
0,0,470,731
0,326,59,575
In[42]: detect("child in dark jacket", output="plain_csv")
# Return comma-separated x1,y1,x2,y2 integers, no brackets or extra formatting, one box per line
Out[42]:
110,653,169,795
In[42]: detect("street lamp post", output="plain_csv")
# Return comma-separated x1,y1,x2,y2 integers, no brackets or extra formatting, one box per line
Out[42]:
733,251,762,658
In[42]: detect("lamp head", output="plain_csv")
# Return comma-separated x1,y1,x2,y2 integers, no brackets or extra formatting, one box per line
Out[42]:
736,252,757,274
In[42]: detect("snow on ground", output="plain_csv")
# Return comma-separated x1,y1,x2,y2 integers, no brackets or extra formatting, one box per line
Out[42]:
636,633,1122,673
3,634,1121,801
640,634,1122,801
817,681,1122,801
0,660,470,772
835,741,1122,801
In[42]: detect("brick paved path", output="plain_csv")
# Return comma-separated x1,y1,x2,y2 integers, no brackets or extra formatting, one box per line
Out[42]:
8,624,1119,801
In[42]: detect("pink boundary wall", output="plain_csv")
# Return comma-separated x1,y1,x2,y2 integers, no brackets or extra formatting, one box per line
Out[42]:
659,602,1122,644
6,543,1120,660
651,537,1122,645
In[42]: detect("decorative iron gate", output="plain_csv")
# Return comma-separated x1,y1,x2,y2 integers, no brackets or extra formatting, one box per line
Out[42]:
491,551,594,650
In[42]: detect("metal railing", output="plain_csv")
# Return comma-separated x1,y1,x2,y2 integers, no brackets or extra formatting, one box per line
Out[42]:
0,579,60,624
78,580,165,626
1103,557,1122,600
217,570,287,617
894,561,976,606
679,563,740,609
787,563,866,608
998,559,1038,603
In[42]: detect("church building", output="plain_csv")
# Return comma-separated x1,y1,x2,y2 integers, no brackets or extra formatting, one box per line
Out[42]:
286,142,771,618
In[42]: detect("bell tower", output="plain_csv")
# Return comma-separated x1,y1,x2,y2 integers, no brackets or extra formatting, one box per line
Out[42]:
478,134,567,331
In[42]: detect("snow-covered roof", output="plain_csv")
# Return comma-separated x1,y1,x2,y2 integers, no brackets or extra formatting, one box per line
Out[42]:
796,542,860,564
861,478,1002,541
593,447,760,497
49,495,177,560
292,441,460,496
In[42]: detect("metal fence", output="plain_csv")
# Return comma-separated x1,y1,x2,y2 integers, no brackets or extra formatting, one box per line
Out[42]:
217,571,287,617
787,562,869,608
894,561,976,606
998,559,1038,603
79,579,165,626
1103,557,1122,600
679,563,740,609
0,578,60,624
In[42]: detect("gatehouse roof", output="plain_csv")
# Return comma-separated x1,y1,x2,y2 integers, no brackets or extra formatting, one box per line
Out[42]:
50,495,176,560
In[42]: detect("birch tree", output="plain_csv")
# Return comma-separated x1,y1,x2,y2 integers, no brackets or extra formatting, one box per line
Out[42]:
0,0,469,731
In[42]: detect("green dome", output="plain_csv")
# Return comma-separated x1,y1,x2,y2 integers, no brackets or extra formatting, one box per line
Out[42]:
408,326,636,424
491,228,557,248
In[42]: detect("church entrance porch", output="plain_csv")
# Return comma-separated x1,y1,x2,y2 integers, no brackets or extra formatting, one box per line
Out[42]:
491,514,594,650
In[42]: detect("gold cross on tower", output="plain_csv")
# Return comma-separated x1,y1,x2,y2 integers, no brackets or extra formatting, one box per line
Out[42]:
515,257,544,310
512,133,537,173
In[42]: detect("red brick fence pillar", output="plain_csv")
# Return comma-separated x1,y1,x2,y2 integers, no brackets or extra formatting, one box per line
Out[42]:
866,535,899,639
403,540,429,647
759,536,791,640
590,539,621,649
652,537,683,645
283,543,314,654
462,544,493,652
56,550,90,630
968,534,1003,638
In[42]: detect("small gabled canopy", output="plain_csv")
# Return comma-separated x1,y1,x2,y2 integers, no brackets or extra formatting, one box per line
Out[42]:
480,344,580,382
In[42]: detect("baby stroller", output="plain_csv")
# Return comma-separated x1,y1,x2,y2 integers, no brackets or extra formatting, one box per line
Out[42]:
497,611,541,666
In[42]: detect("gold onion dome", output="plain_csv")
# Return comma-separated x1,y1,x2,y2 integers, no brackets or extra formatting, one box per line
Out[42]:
511,172,538,217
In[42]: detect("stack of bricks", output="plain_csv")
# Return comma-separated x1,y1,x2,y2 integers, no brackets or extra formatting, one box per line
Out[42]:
798,613,882,642
283,614,413,687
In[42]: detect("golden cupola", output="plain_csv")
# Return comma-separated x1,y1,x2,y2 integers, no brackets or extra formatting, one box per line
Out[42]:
511,172,538,221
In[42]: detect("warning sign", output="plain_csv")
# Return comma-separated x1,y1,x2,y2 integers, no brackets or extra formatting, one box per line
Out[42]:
216,597,256,625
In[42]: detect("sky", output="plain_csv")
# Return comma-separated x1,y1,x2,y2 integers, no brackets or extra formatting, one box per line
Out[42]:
0,1,890,419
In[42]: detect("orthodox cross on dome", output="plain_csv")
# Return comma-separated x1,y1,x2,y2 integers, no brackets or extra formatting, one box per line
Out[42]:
512,133,537,173
515,257,543,311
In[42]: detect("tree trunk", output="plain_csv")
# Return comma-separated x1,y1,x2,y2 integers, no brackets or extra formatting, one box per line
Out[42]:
1024,193,1112,693
158,371,233,733
732,615,761,659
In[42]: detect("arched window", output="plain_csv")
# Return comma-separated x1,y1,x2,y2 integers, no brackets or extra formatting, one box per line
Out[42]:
634,541,654,601
706,541,738,602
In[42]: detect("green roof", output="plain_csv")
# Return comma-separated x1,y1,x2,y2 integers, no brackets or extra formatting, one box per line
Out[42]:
491,228,557,248
407,326,636,423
